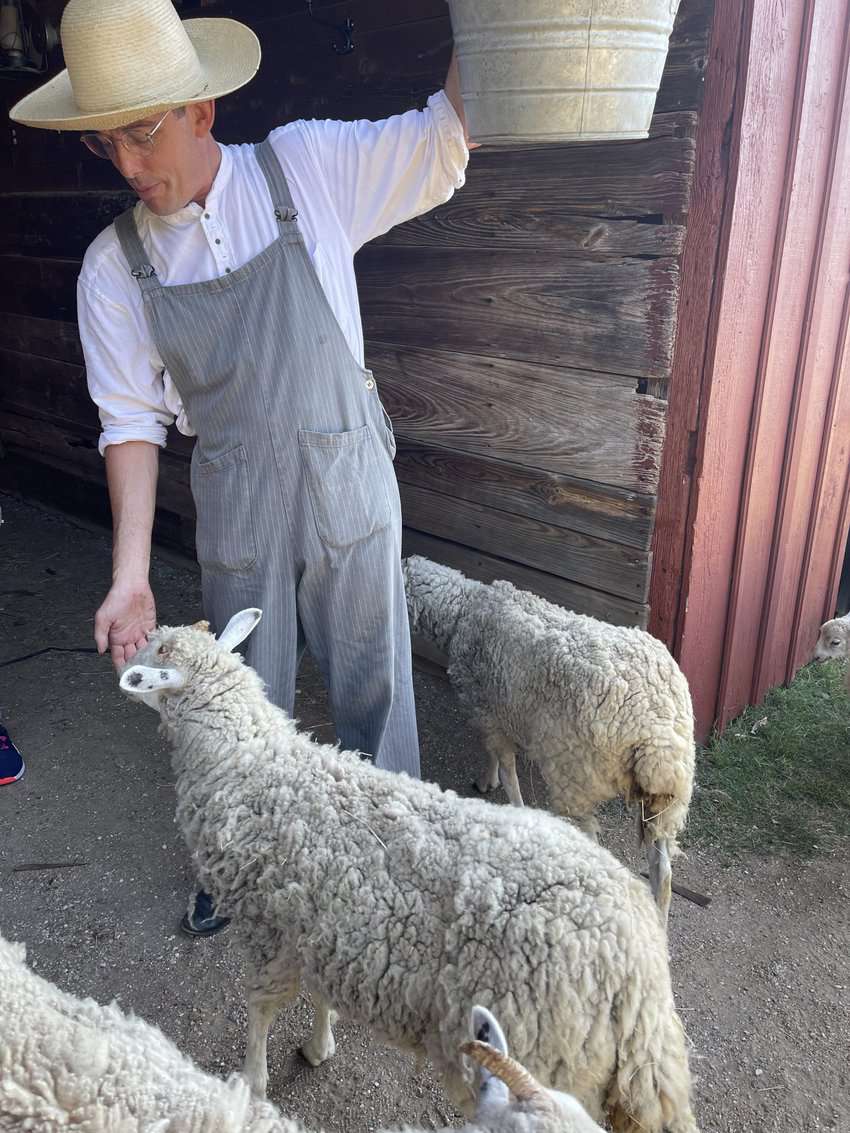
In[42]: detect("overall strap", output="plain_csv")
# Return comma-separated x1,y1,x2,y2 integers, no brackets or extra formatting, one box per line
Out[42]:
255,138,299,225
114,207,159,293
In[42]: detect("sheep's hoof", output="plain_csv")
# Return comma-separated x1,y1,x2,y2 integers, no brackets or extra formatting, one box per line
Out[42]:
301,1036,335,1067
472,779,498,795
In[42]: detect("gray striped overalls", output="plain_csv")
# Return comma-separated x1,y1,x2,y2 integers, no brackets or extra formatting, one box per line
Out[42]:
114,139,420,777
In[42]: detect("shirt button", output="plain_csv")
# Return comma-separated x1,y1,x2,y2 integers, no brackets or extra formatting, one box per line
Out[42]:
204,212,210,219
215,238,221,245
225,267,231,274
365,378,375,390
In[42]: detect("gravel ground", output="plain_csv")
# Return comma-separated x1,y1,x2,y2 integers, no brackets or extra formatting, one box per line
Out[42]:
1,492,847,1131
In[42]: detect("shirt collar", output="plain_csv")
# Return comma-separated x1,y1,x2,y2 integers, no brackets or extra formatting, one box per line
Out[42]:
150,142,232,227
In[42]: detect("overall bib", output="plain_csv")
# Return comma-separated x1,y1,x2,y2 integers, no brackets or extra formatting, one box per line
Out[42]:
114,140,420,777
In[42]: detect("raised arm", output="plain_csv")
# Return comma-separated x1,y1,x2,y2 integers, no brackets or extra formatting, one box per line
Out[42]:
444,48,471,147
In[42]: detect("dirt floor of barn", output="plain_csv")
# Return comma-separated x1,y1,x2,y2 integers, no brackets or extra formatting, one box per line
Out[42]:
0,492,847,1132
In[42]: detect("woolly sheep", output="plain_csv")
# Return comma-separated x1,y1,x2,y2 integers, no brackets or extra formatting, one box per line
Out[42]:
0,931,602,1133
117,609,699,1133
401,556,696,925
813,611,850,690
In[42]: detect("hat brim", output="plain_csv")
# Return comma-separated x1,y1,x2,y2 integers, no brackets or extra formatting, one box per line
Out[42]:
9,18,261,131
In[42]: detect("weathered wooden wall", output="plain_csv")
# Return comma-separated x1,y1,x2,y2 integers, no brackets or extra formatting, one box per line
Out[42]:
0,0,712,626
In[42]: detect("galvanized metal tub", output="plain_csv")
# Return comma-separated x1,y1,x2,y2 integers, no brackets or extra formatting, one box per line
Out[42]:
448,0,682,144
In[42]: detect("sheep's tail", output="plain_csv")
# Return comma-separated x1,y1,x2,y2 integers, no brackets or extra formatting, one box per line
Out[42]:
606,973,700,1133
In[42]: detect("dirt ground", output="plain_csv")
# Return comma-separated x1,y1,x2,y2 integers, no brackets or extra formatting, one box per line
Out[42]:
0,492,847,1132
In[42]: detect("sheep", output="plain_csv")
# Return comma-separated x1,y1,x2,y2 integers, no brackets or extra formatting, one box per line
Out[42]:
401,555,696,926
117,608,699,1133
813,611,850,690
0,929,603,1133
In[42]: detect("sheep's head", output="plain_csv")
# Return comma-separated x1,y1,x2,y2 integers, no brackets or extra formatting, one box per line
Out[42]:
813,617,850,662
461,1007,604,1132
118,608,262,710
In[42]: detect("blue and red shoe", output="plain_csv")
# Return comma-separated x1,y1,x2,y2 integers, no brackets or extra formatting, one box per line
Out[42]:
0,724,24,785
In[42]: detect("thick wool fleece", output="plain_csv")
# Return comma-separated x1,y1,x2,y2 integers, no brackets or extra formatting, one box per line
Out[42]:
125,623,698,1133
0,933,284,1132
0,933,600,1133
403,557,695,848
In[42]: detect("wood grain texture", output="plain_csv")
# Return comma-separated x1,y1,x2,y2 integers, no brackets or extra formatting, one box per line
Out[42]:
358,247,679,380
393,441,656,551
399,482,650,600
371,344,666,491
402,529,649,627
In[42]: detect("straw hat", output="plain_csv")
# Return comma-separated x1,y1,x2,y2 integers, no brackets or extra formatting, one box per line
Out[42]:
9,0,261,131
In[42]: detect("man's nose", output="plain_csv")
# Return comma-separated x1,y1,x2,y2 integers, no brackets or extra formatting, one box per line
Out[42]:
111,144,144,181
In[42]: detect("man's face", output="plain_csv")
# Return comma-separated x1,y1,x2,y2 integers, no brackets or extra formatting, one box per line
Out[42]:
96,101,216,216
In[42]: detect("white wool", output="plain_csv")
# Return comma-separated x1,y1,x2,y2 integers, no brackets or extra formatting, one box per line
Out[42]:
116,612,699,1133
0,933,600,1133
402,556,696,924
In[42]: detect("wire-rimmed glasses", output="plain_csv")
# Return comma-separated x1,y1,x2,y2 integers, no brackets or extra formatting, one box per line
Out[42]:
80,108,173,161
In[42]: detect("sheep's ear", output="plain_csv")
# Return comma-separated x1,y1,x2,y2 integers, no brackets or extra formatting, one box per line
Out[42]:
217,608,262,652
468,1006,510,1115
119,665,185,696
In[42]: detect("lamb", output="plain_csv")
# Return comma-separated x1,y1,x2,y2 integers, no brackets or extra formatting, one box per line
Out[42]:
0,929,603,1133
813,611,850,690
117,608,699,1133
401,555,696,925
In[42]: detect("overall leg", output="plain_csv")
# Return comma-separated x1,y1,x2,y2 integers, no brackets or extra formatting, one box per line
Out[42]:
182,561,301,938
298,526,420,777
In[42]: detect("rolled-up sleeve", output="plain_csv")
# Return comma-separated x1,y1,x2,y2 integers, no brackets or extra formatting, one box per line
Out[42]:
297,89,469,252
77,274,174,456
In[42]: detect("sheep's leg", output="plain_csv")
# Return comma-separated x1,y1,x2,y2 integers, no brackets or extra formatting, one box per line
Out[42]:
646,837,672,927
573,812,601,842
476,727,524,806
301,994,338,1067
244,984,297,1098
497,748,524,808
474,745,502,795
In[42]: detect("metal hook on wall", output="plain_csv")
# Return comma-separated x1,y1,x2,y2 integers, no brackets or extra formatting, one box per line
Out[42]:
306,1,355,55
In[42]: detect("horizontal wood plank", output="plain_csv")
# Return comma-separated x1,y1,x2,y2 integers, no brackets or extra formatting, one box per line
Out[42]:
375,204,685,257
0,313,83,365
393,441,655,550
1,189,685,262
0,191,135,259
371,344,667,491
401,529,648,627
1,349,96,430
359,248,679,380
0,255,79,322
399,481,650,600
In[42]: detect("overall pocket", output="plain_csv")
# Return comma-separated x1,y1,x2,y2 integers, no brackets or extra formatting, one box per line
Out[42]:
299,424,391,548
191,444,257,572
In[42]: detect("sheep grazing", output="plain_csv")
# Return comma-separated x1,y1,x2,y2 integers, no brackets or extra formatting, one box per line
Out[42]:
0,930,603,1133
118,609,699,1133
402,555,696,926
813,611,850,690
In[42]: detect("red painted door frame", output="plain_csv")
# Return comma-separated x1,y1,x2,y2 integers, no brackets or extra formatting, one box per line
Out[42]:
650,0,850,740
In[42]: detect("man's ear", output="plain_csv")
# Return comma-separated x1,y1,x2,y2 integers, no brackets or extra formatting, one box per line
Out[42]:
119,665,185,696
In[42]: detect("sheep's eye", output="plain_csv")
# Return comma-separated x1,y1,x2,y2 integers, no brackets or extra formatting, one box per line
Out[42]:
831,639,842,647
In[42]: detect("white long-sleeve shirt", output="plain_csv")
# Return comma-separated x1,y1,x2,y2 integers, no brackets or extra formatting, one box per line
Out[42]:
78,91,468,455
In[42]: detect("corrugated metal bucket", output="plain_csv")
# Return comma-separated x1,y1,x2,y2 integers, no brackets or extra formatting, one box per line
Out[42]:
448,0,682,144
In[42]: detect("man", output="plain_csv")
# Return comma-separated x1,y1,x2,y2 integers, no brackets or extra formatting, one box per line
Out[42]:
11,0,468,934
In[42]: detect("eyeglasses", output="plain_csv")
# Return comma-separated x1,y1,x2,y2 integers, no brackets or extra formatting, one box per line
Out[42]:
80,108,173,161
